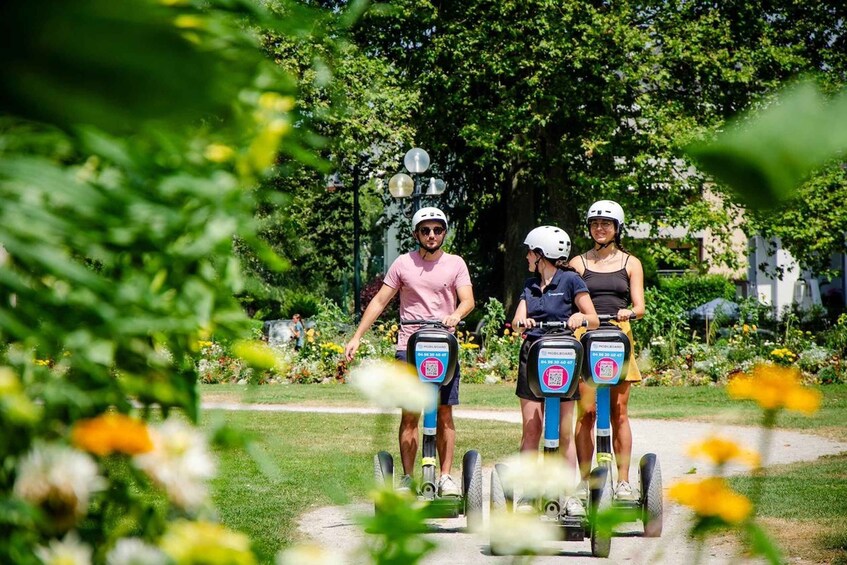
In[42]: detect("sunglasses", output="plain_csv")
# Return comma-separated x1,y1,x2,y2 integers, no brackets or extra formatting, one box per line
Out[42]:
417,226,445,236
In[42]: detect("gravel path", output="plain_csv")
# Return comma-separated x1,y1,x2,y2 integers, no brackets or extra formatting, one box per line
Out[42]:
204,402,847,564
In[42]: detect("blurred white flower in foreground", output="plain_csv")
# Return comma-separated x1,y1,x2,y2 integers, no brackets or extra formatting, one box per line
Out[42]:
14,443,106,529
276,543,345,565
488,511,559,555
133,418,216,512
106,537,168,565
35,531,93,565
499,452,578,499
349,360,437,413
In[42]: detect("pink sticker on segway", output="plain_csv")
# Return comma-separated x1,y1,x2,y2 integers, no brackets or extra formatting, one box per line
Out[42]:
542,365,568,389
421,357,444,380
593,358,619,382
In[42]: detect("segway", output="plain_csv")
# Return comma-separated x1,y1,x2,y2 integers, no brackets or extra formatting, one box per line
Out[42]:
580,314,662,545
490,321,602,553
373,320,483,530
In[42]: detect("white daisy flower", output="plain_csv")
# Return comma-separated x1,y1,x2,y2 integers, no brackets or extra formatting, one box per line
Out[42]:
488,511,559,555
14,443,106,528
348,360,437,413
133,418,216,512
35,531,93,565
106,538,168,565
499,452,578,499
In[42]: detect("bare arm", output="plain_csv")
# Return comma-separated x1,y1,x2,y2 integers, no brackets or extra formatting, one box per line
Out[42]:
511,299,536,330
443,285,474,327
570,292,600,330
344,284,398,360
621,256,645,321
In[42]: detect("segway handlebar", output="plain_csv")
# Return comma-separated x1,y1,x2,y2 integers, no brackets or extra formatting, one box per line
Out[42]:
515,319,588,329
596,313,637,323
400,319,466,328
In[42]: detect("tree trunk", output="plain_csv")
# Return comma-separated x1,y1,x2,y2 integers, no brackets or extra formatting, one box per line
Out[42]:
503,161,535,316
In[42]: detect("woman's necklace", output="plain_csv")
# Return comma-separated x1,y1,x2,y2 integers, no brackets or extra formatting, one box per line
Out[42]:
592,248,618,264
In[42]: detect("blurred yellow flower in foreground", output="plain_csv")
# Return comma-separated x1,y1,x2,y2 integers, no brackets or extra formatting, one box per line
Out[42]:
727,363,821,414
72,413,153,456
232,339,283,371
276,543,344,565
686,435,760,468
160,520,255,565
669,477,752,524
204,144,235,163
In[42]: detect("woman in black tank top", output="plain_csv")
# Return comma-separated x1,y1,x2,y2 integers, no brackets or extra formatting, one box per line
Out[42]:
569,200,645,502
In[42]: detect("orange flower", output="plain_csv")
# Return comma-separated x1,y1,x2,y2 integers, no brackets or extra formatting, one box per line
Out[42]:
686,436,760,468
669,477,752,524
72,413,153,456
727,363,821,414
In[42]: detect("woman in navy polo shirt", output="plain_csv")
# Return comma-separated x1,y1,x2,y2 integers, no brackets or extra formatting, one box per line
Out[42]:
511,226,599,516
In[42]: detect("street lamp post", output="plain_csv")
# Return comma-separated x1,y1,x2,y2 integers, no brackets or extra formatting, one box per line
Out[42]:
387,147,446,213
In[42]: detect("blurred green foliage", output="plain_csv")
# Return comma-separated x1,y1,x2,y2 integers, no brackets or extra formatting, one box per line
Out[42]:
0,0,332,560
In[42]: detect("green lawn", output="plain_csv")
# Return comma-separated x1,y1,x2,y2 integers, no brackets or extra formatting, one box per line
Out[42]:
201,383,847,563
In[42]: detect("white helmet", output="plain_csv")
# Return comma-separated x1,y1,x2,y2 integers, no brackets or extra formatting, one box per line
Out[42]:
523,226,572,259
412,207,448,231
586,200,625,227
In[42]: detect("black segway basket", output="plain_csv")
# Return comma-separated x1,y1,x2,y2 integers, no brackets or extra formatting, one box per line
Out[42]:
580,327,631,387
406,327,458,385
526,334,583,400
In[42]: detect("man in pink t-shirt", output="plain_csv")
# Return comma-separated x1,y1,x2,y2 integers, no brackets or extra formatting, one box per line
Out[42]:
345,207,474,496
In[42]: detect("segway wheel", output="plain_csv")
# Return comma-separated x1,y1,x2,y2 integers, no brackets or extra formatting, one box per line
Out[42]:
462,450,483,531
590,466,613,558
639,453,663,537
374,451,394,489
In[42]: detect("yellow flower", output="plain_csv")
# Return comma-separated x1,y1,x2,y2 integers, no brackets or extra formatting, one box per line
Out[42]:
197,340,214,349
204,144,235,163
669,477,752,524
727,363,821,414
173,15,204,29
72,413,153,456
258,92,295,113
391,324,398,332
460,343,480,350
742,324,750,334
160,520,256,565
34,358,52,366
232,340,282,370
503,328,510,336
686,436,760,468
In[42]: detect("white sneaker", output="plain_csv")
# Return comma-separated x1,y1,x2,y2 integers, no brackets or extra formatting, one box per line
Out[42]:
575,480,589,503
565,496,586,517
397,474,412,492
438,474,461,497
615,480,637,501
514,497,535,513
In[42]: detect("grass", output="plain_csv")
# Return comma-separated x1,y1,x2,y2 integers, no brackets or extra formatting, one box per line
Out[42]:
204,409,520,563
201,382,847,562
729,453,847,564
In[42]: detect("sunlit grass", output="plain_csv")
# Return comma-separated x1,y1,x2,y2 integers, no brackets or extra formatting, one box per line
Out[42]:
204,409,520,562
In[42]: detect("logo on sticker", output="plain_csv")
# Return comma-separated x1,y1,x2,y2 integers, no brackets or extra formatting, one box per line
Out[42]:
420,357,444,379
543,365,568,389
